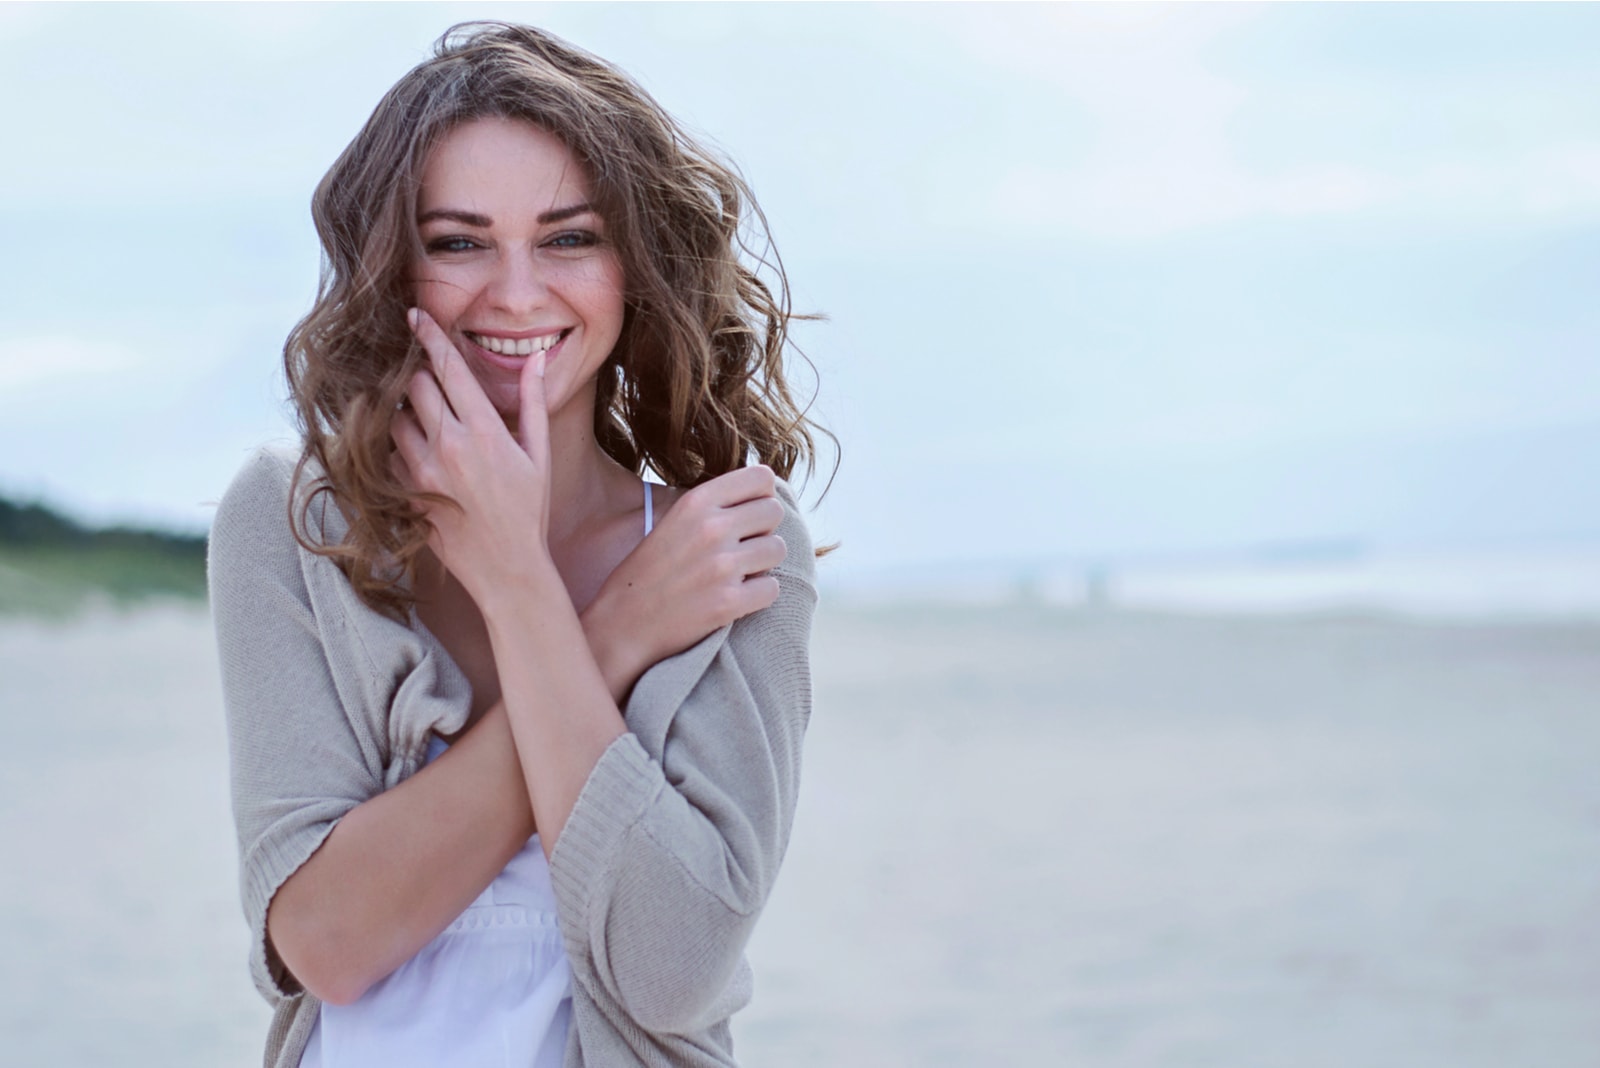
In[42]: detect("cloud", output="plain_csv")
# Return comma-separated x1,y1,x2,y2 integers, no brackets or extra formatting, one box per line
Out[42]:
921,6,1600,239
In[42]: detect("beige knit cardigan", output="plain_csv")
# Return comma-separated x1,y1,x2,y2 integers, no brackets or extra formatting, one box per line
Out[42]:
208,447,816,1067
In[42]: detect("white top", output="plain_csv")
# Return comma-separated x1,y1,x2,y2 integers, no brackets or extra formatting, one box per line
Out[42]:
298,481,659,1068
298,734,572,1068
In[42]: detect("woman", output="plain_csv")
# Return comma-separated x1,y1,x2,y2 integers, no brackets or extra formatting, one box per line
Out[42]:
209,22,826,1068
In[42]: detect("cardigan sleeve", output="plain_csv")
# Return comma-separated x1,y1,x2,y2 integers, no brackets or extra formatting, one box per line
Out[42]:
207,448,388,1005
547,479,818,1035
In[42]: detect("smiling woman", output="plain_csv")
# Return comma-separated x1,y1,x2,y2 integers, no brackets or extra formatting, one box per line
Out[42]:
207,21,832,1068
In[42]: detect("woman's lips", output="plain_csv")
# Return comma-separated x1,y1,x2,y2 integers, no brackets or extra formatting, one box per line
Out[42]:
461,330,568,372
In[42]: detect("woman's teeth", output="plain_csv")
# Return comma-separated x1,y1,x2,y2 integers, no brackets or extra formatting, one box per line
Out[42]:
465,331,562,357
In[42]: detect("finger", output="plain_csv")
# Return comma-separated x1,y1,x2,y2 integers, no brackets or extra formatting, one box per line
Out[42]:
699,464,777,508
733,574,782,617
388,445,413,489
517,349,550,458
409,307,498,427
724,495,786,539
390,410,433,487
387,445,431,518
735,533,787,576
404,368,451,441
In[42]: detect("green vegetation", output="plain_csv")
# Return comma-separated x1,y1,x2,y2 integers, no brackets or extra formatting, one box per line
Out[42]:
0,496,207,616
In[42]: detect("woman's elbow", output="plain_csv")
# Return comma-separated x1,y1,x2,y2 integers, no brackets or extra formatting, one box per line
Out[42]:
298,952,376,1007
297,968,368,1008
267,899,377,1006
617,967,745,1035
606,912,757,1033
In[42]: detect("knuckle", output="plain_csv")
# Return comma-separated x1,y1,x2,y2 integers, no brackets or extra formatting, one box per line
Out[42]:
712,587,741,620
439,440,472,476
693,520,721,552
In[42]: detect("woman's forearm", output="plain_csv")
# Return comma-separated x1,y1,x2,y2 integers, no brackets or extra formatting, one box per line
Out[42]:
268,572,663,1006
581,589,653,706
265,701,533,1005
482,560,630,861
482,538,818,1033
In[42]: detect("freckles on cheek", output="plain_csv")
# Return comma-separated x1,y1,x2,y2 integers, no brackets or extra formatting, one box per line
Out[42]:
407,267,433,307
582,264,627,303
409,273,460,321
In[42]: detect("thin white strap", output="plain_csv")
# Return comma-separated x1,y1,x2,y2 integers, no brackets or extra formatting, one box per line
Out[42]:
643,481,654,536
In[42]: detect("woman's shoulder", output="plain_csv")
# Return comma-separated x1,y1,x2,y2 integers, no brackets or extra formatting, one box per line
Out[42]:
213,444,343,548
208,444,362,614
215,443,301,515
212,445,295,546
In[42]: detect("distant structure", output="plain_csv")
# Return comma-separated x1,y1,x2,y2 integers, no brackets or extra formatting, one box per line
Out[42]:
1083,562,1113,612
1013,567,1044,605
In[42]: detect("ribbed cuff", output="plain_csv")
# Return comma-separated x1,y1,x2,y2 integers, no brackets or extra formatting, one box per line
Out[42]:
548,732,663,960
243,808,347,1003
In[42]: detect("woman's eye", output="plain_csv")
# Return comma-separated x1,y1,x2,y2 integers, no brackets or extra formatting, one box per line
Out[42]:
426,236,478,254
547,230,599,250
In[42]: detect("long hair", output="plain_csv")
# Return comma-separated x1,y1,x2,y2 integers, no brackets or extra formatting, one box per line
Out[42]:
283,21,833,618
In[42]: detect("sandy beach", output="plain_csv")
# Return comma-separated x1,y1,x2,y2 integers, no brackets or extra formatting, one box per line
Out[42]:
2,599,1596,1066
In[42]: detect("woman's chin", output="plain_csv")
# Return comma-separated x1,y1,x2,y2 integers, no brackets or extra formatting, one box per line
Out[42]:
489,387,585,436
482,389,521,424
475,371,542,419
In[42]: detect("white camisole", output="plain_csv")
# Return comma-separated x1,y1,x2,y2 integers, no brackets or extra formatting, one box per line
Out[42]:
299,482,657,1068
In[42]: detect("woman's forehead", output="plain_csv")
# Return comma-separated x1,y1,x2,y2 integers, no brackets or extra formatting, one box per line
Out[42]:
418,117,595,217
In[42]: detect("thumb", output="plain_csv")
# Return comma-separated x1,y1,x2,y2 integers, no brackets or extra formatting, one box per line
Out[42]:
517,350,550,458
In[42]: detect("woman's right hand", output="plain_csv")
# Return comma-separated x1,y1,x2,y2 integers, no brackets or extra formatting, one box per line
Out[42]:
581,465,788,703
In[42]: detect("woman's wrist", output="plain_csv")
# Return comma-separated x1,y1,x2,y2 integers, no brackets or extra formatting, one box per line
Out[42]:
472,556,650,705
468,551,564,623
580,583,653,705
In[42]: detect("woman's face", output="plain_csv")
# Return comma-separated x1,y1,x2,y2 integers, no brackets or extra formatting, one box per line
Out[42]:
411,117,625,427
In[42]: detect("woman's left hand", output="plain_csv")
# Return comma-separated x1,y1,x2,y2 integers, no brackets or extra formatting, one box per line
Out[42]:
390,307,555,606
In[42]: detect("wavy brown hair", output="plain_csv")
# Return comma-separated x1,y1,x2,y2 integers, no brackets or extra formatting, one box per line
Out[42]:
284,21,833,618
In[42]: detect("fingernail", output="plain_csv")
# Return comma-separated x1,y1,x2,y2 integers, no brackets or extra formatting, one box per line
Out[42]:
407,308,419,329
534,351,547,378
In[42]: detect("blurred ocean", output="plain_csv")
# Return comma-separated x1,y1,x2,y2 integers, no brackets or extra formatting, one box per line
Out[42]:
2,555,1597,1065
830,543,1600,623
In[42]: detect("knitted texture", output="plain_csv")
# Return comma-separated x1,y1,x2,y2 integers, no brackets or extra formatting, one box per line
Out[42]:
208,446,817,1067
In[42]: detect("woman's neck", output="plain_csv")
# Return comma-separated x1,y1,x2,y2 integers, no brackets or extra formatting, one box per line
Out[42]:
535,388,637,550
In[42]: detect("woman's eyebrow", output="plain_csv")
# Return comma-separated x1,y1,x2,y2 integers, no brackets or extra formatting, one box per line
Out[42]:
416,203,596,227
537,201,596,224
417,208,492,227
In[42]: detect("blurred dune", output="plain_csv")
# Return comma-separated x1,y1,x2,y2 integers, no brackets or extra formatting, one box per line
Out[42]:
0,494,207,616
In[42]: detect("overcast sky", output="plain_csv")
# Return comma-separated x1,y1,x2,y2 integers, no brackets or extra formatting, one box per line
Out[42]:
2,3,1597,580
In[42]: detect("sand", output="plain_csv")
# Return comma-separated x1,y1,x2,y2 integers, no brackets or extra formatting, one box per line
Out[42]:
2,600,1596,1066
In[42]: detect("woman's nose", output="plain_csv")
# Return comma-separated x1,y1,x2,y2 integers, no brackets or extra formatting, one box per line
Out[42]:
487,251,550,316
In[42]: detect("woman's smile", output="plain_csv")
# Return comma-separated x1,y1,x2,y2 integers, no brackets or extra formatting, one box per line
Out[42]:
461,328,571,371
463,329,569,357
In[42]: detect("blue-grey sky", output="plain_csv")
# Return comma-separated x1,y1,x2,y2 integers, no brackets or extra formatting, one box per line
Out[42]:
2,3,1597,580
